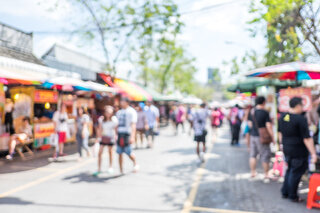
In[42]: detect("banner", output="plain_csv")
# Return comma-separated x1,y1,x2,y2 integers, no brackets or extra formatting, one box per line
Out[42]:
34,122,55,139
278,87,312,112
34,90,58,103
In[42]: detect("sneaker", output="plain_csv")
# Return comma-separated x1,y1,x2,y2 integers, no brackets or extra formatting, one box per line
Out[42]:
93,171,101,177
263,177,270,183
133,164,140,173
107,168,114,174
5,155,12,160
200,152,205,163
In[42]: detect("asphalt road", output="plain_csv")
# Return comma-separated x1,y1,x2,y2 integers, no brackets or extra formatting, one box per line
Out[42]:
0,125,317,213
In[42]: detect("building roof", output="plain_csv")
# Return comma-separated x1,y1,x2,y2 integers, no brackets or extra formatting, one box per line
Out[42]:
42,43,104,72
0,46,43,65
0,22,43,65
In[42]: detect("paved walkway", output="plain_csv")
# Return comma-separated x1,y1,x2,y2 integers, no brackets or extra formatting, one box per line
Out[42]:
0,125,317,213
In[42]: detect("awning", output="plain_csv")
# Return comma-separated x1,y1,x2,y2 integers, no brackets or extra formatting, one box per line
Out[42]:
0,68,43,85
85,81,116,93
43,76,91,91
99,74,152,101
114,79,152,101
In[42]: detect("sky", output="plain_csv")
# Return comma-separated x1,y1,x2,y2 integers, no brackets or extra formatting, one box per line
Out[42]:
0,0,265,83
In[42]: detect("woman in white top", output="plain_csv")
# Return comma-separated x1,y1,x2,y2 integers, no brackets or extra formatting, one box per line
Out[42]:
94,106,118,176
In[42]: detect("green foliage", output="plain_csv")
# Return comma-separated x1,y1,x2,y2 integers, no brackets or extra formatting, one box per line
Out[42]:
189,83,214,102
137,40,197,94
249,0,320,64
57,0,183,76
223,50,266,77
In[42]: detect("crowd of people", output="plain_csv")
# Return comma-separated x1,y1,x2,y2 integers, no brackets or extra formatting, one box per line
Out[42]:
5,93,319,204
226,96,319,203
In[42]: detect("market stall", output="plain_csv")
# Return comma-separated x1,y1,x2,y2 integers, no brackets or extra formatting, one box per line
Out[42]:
0,83,8,151
9,87,58,149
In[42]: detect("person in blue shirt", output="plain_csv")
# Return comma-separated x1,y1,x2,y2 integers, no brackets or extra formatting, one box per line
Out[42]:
144,101,160,148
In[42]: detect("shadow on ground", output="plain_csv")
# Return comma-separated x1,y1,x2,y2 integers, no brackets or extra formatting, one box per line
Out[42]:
0,143,79,174
0,197,33,205
63,172,124,183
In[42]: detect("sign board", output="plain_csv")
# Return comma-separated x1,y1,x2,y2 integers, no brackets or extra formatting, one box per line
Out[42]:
34,90,58,103
278,87,312,112
34,122,55,139
0,84,5,123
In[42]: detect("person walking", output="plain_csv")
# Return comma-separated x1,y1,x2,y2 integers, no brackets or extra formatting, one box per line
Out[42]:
211,107,221,142
94,106,118,176
135,103,148,149
279,97,317,202
116,97,139,174
192,103,208,163
53,104,69,159
228,105,242,145
144,101,159,148
175,104,186,135
248,96,274,182
218,107,224,127
76,107,90,159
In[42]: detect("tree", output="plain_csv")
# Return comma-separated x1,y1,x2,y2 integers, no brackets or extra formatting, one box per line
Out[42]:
190,83,214,102
53,0,182,75
249,0,320,64
222,50,266,77
142,39,197,94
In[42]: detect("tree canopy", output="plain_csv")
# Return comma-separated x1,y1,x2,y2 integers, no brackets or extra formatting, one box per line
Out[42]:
249,0,320,65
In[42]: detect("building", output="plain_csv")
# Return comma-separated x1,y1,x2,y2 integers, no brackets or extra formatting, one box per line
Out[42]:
41,44,104,81
0,22,79,84
0,22,43,65
207,67,221,85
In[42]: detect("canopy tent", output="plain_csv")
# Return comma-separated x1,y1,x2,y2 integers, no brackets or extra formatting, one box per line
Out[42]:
42,76,92,91
136,84,169,101
84,81,116,93
99,74,152,101
246,61,320,80
227,78,301,93
114,79,152,101
0,68,44,85
182,96,203,105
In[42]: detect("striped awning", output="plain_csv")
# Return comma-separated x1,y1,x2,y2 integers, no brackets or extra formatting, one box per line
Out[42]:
99,74,152,101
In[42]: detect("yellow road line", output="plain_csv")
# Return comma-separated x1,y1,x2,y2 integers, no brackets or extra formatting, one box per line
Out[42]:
0,159,94,199
181,143,214,213
190,206,260,213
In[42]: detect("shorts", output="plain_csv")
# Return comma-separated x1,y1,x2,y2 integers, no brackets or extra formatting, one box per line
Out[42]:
58,132,67,144
194,132,206,143
250,136,271,163
211,124,219,128
116,145,132,155
136,129,145,134
100,141,115,146
146,127,154,138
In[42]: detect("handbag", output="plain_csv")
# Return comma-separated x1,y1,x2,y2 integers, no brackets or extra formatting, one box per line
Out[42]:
252,110,273,144
101,136,112,145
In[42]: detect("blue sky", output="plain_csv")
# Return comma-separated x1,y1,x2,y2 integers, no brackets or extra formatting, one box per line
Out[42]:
0,0,265,83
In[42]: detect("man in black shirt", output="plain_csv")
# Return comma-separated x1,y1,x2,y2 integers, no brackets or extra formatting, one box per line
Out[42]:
279,97,317,202
248,96,274,182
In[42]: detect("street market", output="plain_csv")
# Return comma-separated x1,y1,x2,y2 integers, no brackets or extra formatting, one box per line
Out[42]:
2,1,320,213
